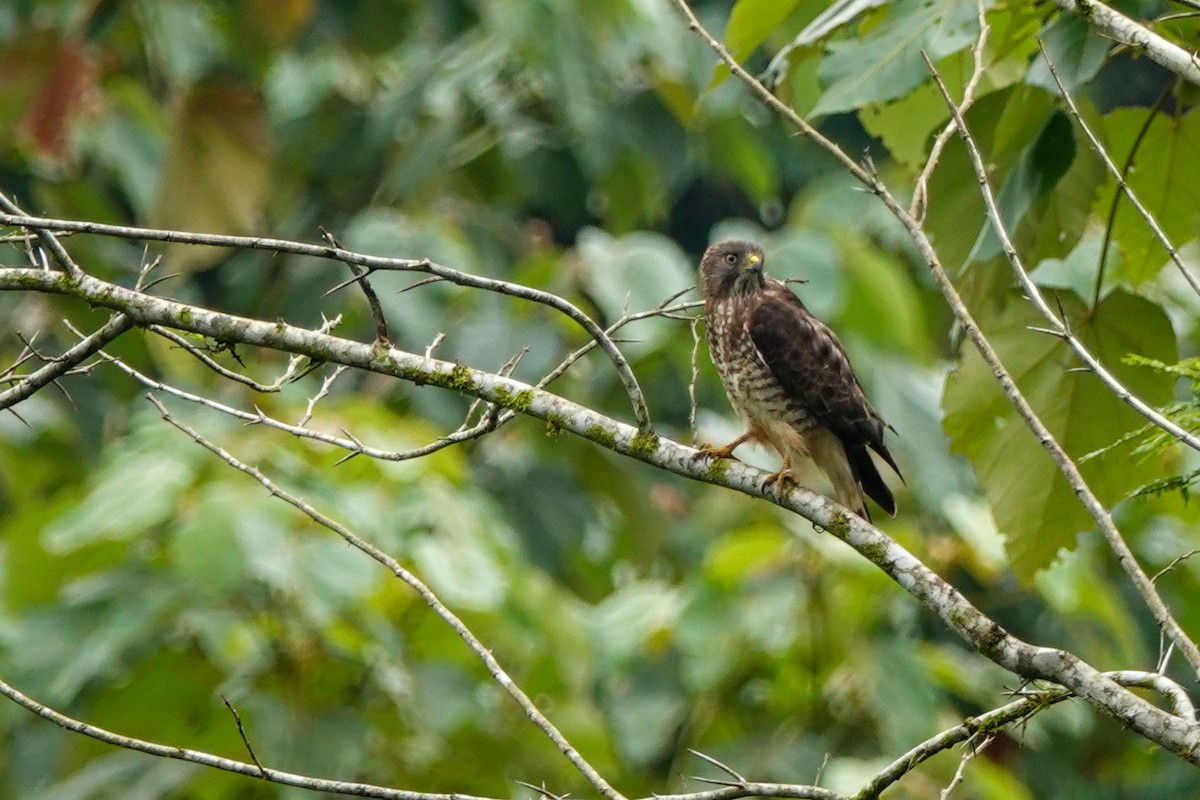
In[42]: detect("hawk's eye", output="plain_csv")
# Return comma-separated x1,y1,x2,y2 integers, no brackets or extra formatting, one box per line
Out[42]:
723,253,738,266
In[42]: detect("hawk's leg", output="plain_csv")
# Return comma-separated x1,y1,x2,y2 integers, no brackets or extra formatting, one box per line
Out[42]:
693,431,752,461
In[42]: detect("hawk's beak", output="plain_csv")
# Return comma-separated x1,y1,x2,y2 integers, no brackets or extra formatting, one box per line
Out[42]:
746,253,763,274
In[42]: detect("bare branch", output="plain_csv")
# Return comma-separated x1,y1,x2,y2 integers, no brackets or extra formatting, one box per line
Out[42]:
0,314,133,410
851,691,1068,800
299,364,350,427
648,784,845,800
1049,0,1200,86
1152,549,1200,584
150,326,288,392
1037,44,1200,300
687,749,747,785
221,696,267,777
147,395,626,800
322,226,390,343
0,211,652,432
938,734,992,799
0,191,83,279
0,672,498,800
911,0,991,220
96,351,501,463
1107,670,1197,720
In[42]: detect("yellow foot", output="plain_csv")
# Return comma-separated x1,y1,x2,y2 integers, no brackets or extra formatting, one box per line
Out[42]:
693,442,740,461
692,432,751,462
762,460,796,500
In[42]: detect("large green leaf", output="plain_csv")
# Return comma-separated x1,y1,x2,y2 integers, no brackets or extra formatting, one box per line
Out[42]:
1103,106,1200,285
942,290,1176,581
813,0,984,116
1025,13,1109,96
924,85,1055,270
971,109,1076,261
724,0,804,60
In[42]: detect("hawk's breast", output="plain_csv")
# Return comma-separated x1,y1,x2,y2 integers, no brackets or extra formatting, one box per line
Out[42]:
707,294,813,434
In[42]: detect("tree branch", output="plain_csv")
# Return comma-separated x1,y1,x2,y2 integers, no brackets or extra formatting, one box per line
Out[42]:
1049,0,1200,86
924,52,1200,680
0,671,497,800
2,265,1198,764
0,211,653,433
0,191,83,280
0,313,133,410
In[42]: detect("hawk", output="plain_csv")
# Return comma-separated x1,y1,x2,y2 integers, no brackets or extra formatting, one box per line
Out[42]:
697,239,902,520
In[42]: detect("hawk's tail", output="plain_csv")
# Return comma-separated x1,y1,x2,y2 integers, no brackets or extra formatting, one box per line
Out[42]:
847,444,896,519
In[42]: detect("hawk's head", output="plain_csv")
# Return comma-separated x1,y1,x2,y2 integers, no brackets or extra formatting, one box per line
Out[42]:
699,240,765,299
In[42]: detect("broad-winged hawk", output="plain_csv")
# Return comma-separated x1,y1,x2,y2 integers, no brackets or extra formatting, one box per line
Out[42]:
698,240,902,520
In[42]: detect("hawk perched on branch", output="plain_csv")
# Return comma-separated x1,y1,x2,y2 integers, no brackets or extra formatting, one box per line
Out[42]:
698,240,902,520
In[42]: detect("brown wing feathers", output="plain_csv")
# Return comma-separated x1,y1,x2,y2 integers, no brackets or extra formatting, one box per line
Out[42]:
748,285,902,514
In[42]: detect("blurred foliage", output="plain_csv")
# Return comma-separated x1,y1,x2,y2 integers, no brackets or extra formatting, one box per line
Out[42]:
1,0,1200,798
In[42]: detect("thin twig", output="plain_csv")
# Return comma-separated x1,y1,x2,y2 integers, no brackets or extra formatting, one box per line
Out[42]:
688,749,747,784
911,0,991,221
0,314,133,410
0,672,494,800
938,734,994,799
1151,549,1200,584
147,395,626,800
0,191,83,279
688,316,703,446
1037,46,1200,301
150,316,343,393
98,352,501,463
323,226,390,343
298,364,350,427
221,696,267,777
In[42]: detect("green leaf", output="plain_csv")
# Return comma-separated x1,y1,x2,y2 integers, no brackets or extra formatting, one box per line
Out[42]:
725,0,804,60
839,234,932,358
924,85,1054,270
1104,106,1200,284
42,421,199,552
813,0,984,116
971,109,1076,261
1025,14,1108,96
575,229,693,349
942,290,1176,581
169,485,248,595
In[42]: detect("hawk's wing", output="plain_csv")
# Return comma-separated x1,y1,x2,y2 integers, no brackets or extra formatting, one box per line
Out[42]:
748,283,902,509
